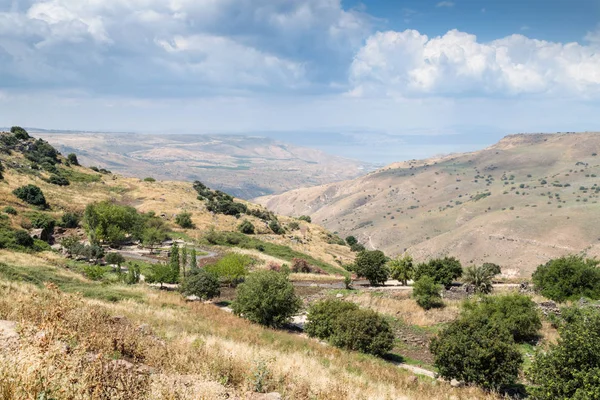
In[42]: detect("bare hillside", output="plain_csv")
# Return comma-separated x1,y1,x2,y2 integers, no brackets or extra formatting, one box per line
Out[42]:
256,132,600,276
33,131,372,199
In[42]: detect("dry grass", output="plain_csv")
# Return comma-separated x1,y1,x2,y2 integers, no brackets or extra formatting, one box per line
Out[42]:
0,262,501,400
344,291,461,327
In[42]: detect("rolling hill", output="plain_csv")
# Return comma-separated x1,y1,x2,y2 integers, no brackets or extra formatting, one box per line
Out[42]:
256,132,600,277
32,130,372,199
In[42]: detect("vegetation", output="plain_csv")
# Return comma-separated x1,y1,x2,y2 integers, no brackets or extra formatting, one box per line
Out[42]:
298,215,312,223
462,294,541,343
388,254,414,285
269,220,284,235
463,263,500,294
105,252,126,269
59,212,80,228
10,126,30,140
329,308,395,357
352,250,389,285
13,185,47,208
181,269,221,300
345,236,358,246
430,312,523,391
532,255,600,302
238,220,255,234
205,253,252,286
145,263,175,287
529,306,600,399
169,242,180,282
412,276,443,310
305,299,359,339
3,206,17,215
194,181,248,217
232,270,301,328
143,177,156,182
175,212,194,228
414,256,463,288
48,174,70,186
67,153,79,165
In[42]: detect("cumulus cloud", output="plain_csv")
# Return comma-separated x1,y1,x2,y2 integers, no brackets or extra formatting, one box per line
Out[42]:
0,0,371,96
350,29,600,98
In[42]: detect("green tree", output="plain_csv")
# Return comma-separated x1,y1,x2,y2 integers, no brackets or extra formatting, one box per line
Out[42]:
146,263,175,287
462,294,541,343
353,250,389,286
532,255,600,302
12,185,47,208
269,220,284,235
67,153,79,166
189,248,198,271
305,299,359,340
181,269,221,300
238,220,255,234
430,313,523,391
169,242,180,282
181,246,188,278
205,253,251,286
345,236,358,246
60,212,80,228
388,254,414,286
142,226,167,253
10,126,30,140
83,201,149,245
105,252,126,271
529,307,600,400
463,264,499,294
124,263,141,285
412,276,443,310
414,256,463,288
329,308,395,357
232,270,301,327
175,212,194,228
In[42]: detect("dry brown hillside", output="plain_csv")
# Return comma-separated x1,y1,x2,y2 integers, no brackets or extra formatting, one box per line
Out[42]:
256,132,600,277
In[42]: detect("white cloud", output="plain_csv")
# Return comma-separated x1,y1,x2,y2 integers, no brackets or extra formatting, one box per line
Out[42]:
436,1,455,8
350,29,600,98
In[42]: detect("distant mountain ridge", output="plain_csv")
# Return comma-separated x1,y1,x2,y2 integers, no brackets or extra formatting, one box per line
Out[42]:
256,132,600,277
33,131,373,199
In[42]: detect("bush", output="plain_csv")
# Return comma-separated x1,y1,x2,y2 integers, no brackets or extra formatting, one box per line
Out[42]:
83,265,109,281
298,215,312,223
175,212,194,229
430,313,523,390
412,276,443,310
13,230,34,247
353,250,389,286
329,308,395,357
124,263,141,285
414,256,463,288
12,184,47,207
3,206,17,215
528,307,600,399
532,255,600,302
287,222,300,231
205,253,252,286
232,270,301,327
67,153,79,166
461,294,541,342
143,177,156,182
27,212,55,241
388,254,414,286
48,174,70,186
350,243,365,252
10,126,30,140
291,258,311,273
60,212,80,228
305,299,359,340
145,262,176,287
238,220,255,234
269,220,284,235
105,252,126,267
345,236,358,246
181,269,221,300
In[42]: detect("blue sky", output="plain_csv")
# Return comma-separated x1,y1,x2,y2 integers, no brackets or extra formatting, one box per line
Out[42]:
0,0,599,163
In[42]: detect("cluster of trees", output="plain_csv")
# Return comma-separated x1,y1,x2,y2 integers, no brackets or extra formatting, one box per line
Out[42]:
83,201,169,248
305,298,394,356
532,255,600,301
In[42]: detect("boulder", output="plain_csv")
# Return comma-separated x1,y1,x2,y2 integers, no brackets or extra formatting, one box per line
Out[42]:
450,379,464,388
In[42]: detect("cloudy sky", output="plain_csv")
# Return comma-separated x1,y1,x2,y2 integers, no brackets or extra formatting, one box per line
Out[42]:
0,0,599,162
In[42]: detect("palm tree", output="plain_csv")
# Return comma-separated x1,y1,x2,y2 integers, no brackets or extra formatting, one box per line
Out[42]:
389,254,414,286
463,264,500,294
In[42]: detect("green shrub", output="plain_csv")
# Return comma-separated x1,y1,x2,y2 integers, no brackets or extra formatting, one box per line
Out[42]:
60,212,80,228
13,184,47,207
350,243,365,252
232,270,301,327
32,239,51,252
412,276,443,310
10,126,30,140
345,236,358,246
48,174,70,186
238,220,255,234
175,212,194,229
287,222,300,231
145,263,176,287
532,256,600,302
143,177,156,182
205,253,252,286
353,250,389,285
298,215,312,223
105,252,126,267
305,299,359,340
329,308,395,357
26,212,55,241
13,230,34,247
528,307,600,399
83,265,109,281
181,269,221,300
462,294,541,342
3,206,17,215
124,263,141,285
269,220,284,235
414,256,463,288
430,313,523,390
67,153,79,166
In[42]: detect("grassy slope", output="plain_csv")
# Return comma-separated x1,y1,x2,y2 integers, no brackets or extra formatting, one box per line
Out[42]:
0,250,500,400
257,132,600,276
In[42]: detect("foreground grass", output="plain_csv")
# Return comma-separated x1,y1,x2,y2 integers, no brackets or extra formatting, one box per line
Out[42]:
0,252,501,399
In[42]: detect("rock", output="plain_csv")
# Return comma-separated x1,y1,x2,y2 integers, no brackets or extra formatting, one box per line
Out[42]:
249,393,282,400
0,320,19,350
450,379,464,388
335,293,344,298
407,375,418,384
